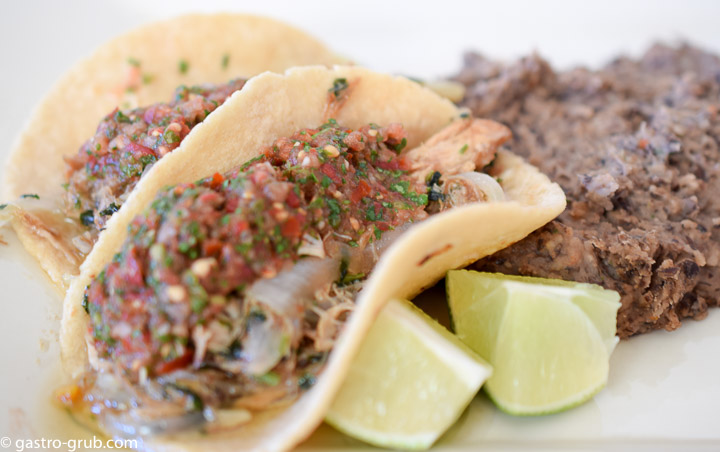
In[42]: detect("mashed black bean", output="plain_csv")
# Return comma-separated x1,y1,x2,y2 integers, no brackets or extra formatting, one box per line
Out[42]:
457,44,720,338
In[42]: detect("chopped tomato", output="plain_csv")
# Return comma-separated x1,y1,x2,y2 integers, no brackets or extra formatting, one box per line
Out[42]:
210,172,224,189
281,215,302,239
54,384,82,407
351,180,372,203
203,239,223,256
155,348,194,375
232,220,249,236
286,188,301,208
119,247,144,287
126,141,155,159
321,163,342,184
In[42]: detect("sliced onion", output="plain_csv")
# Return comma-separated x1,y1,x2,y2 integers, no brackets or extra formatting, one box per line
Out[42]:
243,257,340,375
95,371,209,438
247,257,340,317
203,408,252,433
239,317,288,376
103,410,205,438
444,172,505,204
233,217,423,378
71,234,93,254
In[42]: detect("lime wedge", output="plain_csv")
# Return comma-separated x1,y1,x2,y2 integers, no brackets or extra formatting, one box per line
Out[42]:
326,298,492,450
446,270,621,416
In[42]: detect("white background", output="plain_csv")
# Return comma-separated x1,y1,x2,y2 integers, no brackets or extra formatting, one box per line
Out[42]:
3,0,720,187
2,1,720,450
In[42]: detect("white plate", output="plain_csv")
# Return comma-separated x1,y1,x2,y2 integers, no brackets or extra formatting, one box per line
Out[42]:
2,1,720,450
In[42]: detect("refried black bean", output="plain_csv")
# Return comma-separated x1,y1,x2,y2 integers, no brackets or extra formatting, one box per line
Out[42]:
456,43,720,338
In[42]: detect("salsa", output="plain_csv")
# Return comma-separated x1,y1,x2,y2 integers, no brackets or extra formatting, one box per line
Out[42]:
63,79,246,232
82,121,429,420
67,114,508,436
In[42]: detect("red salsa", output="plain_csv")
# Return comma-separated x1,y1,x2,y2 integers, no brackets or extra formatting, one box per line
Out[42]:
85,121,429,384
64,79,246,231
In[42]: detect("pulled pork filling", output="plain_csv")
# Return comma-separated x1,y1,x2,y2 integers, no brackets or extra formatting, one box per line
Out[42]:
66,118,508,437
63,79,246,233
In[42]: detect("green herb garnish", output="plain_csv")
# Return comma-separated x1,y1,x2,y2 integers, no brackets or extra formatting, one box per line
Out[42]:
343,272,365,285
240,155,264,171
139,154,157,170
365,204,382,222
249,308,267,323
407,192,428,206
167,383,204,411
393,137,407,153
321,175,333,188
298,373,315,391
330,78,349,98
191,297,207,313
99,203,119,216
426,171,442,186
326,198,342,227
257,371,280,386
164,129,181,144
20,193,40,199
80,210,94,227
390,181,409,195
114,110,132,124
178,59,189,74
234,243,252,255
373,225,382,240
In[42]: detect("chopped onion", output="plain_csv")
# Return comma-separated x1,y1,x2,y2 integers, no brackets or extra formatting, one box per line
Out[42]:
297,233,326,258
111,322,133,339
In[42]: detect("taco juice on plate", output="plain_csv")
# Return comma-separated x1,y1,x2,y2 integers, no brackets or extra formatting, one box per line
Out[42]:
1,13,343,292
59,66,565,451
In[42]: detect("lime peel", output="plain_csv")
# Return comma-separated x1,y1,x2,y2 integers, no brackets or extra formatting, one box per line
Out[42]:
447,270,620,416
326,298,492,450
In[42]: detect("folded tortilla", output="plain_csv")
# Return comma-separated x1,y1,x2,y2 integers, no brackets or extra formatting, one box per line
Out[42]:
60,66,565,451
2,13,345,292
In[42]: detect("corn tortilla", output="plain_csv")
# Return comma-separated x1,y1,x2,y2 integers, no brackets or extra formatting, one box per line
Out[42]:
2,13,345,292
60,66,565,451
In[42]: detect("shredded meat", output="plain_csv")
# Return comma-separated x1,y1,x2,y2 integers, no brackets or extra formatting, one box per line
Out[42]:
401,118,511,184
70,115,511,437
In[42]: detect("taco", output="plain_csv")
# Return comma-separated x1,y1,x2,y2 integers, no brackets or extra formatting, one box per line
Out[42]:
1,13,344,292
58,66,565,451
